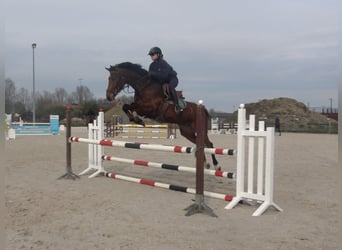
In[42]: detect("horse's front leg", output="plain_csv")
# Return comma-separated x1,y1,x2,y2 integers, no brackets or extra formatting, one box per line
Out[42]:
122,103,145,126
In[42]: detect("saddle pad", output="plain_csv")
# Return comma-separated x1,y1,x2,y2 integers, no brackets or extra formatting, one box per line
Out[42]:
167,97,187,109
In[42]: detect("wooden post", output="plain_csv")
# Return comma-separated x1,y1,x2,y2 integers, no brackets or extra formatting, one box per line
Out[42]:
58,105,79,180
185,101,217,217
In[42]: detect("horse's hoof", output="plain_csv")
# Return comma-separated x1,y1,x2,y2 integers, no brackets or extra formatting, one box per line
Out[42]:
133,117,145,126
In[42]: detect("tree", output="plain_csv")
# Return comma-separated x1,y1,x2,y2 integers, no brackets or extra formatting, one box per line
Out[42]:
4,78,99,120
16,87,31,111
81,100,99,117
117,95,134,105
13,101,26,115
75,85,94,104
54,87,68,104
5,78,17,113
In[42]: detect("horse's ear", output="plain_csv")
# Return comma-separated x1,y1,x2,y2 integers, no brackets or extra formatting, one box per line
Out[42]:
105,67,110,71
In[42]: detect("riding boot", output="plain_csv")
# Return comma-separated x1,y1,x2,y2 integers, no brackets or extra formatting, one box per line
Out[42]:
169,87,183,112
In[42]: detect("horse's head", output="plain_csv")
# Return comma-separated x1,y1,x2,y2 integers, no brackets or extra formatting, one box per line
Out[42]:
105,66,126,101
105,62,148,101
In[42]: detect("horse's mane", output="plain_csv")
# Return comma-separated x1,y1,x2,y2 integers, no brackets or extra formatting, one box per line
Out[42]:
109,62,148,76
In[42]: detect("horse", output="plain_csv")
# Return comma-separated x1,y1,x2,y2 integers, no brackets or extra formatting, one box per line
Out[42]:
105,62,220,170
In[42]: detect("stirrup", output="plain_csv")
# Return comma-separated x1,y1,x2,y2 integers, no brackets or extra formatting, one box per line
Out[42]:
175,105,183,112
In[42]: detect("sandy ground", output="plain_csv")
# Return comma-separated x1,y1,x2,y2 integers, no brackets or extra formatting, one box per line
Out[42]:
4,128,338,250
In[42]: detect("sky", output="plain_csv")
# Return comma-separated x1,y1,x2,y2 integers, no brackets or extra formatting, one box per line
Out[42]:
4,0,338,112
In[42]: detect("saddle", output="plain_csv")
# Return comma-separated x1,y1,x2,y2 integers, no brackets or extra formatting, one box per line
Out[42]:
162,84,183,98
162,84,186,109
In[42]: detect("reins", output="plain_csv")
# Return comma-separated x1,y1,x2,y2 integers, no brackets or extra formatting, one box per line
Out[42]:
112,72,152,94
124,74,150,94
110,68,164,100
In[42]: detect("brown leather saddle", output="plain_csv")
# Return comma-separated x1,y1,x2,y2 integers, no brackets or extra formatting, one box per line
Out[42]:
162,84,183,99
161,84,186,111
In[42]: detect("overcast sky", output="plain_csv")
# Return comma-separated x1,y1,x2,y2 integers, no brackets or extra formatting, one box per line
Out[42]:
4,0,338,112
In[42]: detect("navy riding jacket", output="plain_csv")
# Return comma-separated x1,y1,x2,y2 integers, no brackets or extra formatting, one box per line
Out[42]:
148,58,178,87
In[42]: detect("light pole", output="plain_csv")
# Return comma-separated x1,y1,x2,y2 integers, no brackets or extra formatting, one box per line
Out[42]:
32,43,37,123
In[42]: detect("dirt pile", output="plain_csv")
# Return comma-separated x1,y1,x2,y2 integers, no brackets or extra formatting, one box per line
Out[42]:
237,97,336,130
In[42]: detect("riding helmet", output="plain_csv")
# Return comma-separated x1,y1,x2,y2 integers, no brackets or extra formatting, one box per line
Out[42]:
148,47,162,55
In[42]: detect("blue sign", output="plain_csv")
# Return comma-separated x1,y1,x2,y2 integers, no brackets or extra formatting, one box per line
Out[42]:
49,115,60,135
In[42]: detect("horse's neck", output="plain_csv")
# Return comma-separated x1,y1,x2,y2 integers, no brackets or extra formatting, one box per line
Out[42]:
130,77,156,93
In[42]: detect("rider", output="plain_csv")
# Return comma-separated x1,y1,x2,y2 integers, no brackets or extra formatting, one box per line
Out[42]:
148,46,183,112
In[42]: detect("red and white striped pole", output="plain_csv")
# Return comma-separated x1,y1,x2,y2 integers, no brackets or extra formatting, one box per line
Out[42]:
105,172,233,202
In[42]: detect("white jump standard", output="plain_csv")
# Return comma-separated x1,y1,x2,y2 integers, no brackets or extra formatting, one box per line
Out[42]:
225,104,283,216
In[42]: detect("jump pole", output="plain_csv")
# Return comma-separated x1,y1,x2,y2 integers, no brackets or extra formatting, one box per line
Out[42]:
105,172,233,201
69,138,236,156
102,155,236,179
184,100,217,217
58,105,79,180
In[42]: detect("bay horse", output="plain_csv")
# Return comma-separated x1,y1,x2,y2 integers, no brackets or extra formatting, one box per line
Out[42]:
105,62,220,170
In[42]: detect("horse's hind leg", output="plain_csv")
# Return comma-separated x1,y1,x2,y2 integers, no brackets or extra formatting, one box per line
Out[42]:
122,103,145,126
179,125,211,169
204,136,220,171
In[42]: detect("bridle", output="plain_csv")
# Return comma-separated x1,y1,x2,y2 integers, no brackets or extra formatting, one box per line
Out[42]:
109,71,128,94
109,71,149,95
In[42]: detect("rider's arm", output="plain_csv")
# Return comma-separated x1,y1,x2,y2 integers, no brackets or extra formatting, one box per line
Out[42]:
149,60,173,82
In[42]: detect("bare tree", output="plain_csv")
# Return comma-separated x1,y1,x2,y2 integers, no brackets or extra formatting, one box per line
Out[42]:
4,79,97,119
118,95,134,105
75,85,94,104
5,78,16,113
54,87,68,104
67,91,79,104
82,86,94,102
42,90,55,104
16,87,31,111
